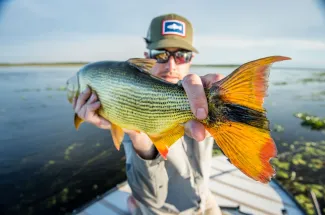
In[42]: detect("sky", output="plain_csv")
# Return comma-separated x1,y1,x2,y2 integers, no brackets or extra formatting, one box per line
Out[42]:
1,0,325,68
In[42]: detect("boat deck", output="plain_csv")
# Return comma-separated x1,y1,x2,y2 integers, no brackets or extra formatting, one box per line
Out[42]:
73,155,306,215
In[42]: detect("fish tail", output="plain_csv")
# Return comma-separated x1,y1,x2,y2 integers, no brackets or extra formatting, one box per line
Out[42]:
204,56,291,183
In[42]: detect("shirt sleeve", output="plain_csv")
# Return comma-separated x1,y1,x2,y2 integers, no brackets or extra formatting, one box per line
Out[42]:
123,135,169,208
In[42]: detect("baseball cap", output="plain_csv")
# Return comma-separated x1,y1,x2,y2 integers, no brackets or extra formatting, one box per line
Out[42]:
144,13,199,53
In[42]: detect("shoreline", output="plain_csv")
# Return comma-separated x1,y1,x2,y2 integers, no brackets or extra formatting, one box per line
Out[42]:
0,62,239,68
0,62,323,71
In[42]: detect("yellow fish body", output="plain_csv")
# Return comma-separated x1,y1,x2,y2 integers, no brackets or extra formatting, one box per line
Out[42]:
66,56,291,183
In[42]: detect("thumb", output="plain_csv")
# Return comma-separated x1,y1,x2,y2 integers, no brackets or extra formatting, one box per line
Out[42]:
184,120,206,142
97,117,111,129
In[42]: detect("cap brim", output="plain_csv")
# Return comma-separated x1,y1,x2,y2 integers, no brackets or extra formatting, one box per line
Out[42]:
147,38,199,53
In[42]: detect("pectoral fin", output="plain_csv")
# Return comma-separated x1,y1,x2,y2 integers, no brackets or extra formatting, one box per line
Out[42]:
148,125,185,160
111,123,125,151
74,114,84,130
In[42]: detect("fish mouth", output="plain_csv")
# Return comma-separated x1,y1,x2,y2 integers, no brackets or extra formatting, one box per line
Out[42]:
66,75,79,103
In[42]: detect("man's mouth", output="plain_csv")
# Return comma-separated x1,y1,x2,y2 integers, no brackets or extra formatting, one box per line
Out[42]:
162,75,178,79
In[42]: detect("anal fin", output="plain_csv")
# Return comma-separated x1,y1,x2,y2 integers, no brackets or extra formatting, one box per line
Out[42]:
111,123,125,151
148,125,185,160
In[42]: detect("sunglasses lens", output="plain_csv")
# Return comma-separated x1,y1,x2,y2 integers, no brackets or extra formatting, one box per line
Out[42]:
174,52,192,64
150,50,192,64
150,50,169,63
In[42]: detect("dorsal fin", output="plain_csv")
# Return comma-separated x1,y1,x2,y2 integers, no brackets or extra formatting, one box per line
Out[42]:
127,58,157,74
126,58,178,86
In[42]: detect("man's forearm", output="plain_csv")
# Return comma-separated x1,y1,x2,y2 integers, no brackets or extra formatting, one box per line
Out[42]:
127,132,158,160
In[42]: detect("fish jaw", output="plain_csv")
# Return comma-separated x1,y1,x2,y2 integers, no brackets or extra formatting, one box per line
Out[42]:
66,75,79,103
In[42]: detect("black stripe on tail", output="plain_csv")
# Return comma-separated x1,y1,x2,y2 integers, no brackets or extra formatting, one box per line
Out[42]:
224,103,270,131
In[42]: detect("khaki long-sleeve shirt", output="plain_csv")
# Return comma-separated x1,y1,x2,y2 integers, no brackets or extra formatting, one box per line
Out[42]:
123,134,216,214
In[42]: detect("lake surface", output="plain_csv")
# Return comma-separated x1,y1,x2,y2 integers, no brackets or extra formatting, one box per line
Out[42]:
0,65,324,215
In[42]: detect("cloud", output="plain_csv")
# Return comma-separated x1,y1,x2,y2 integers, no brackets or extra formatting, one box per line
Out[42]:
0,34,147,63
195,36,325,51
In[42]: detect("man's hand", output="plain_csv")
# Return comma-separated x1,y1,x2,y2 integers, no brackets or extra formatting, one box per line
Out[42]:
72,87,111,129
182,73,225,141
72,86,156,159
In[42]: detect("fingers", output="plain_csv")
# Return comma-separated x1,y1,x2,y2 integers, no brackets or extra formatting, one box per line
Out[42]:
200,73,225,88
86,91,98,105
87,101,101,112
72,97,77,110
97,116,112,129
182,74,208,120
184,120,206,142
71,87,111,130
74,87,91,113
182,73,225,142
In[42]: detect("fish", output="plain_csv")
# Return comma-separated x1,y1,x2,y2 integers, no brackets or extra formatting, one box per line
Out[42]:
167,23,182,31
66,55,291,183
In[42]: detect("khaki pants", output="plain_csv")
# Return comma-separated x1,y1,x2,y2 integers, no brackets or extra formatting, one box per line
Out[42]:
129,192,222,215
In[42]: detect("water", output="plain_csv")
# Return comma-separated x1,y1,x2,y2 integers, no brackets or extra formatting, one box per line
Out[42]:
0,65,324,215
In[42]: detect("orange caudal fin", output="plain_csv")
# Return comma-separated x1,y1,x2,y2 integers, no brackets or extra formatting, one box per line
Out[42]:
206,122,277,183
215,56,291,112
205,56,291,183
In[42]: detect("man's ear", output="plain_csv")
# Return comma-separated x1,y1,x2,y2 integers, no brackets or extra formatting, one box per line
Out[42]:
144,52,150,59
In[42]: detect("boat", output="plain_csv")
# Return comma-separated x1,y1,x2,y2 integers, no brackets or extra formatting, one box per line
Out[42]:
72,155,306,215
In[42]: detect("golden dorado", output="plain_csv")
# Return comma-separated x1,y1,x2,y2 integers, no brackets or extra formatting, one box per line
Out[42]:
66,56,291,183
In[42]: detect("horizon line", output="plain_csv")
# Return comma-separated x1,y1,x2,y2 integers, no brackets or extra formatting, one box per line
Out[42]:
0,61,324,71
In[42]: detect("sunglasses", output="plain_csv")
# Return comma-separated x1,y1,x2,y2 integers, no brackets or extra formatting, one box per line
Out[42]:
149,49,193,64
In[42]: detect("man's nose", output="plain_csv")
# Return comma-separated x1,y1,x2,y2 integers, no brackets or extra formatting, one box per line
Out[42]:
165,56,177,71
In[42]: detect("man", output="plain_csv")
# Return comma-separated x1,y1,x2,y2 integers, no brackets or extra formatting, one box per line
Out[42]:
72,13,224,214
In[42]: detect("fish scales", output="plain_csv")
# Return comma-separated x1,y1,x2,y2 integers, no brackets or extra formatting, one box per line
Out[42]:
79,63,193,134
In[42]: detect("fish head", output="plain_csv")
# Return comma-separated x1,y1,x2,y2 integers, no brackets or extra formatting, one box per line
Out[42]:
66,75,79,103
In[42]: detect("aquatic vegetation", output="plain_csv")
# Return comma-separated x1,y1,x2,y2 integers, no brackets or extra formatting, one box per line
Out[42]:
212,148,223,156
299,78,325,83
14,88,41,92
298,72,325,84
273,124,285,132
84,150,110,165
294,113,325,130
296,90,325,102
273,81,288,85
60,188,69,202
46,86,67,91
44,160,56,169
313,72,325,77
57,86,67,91
14,86,67,92
92,184,98,190
64,143,82,160
272,140,325,215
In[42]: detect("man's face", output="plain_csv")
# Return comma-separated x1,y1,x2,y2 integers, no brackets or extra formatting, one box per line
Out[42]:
144,47,194,84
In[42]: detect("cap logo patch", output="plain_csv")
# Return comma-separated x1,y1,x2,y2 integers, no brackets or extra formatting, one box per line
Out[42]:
162,20,186,36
